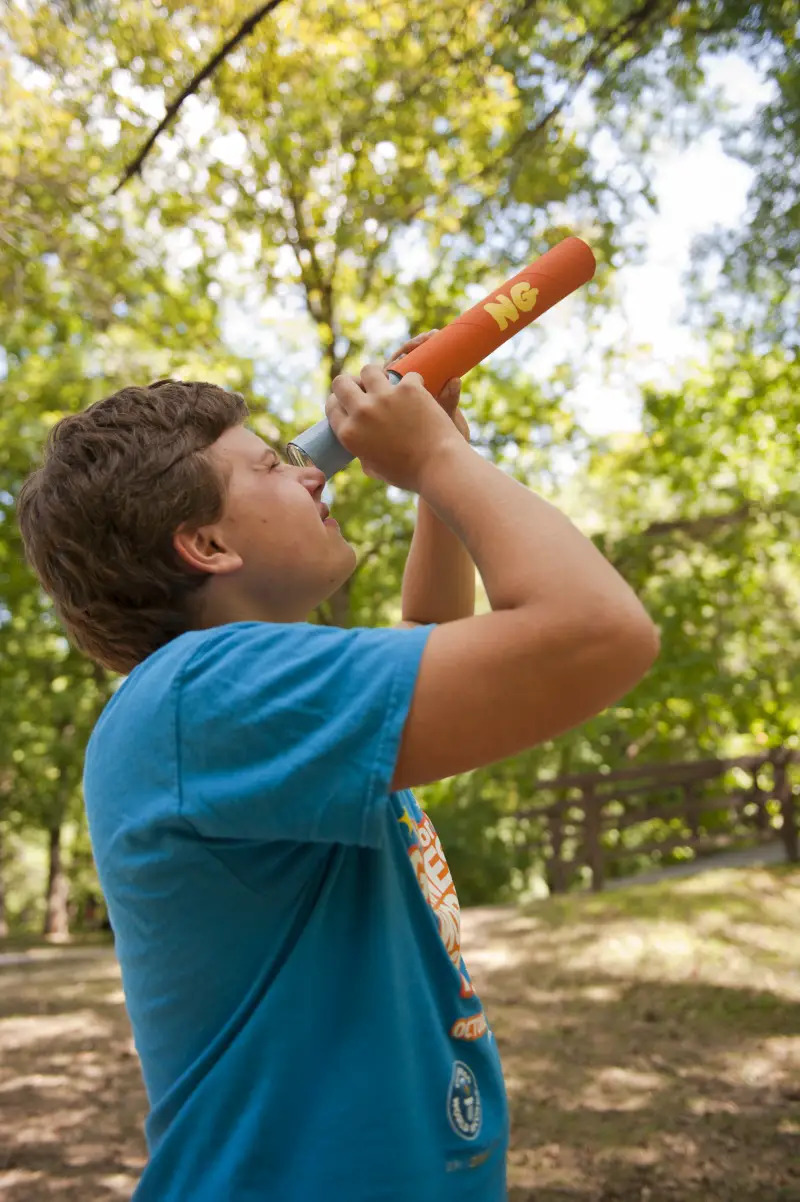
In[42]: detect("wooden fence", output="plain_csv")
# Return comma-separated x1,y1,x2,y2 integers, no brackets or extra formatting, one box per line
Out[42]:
517,749,800,893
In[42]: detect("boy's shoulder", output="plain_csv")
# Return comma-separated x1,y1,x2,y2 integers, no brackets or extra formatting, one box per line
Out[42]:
95,621,364,728
120,621,313,691
86,626,234,751
90,618,427,754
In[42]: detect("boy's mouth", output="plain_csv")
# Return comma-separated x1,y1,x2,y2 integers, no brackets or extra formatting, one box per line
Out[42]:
319,501,339,530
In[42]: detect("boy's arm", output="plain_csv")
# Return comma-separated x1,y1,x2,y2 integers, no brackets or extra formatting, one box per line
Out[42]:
326,365,659,791
382,332,475,628
399,382,475,626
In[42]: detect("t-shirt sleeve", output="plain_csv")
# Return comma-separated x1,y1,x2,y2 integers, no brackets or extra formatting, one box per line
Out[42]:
175,621,433,848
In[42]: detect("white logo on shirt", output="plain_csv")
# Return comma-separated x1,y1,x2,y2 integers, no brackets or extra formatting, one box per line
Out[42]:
447,1060,483,1141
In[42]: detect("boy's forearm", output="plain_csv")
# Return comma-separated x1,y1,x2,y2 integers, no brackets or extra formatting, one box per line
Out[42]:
417,438,655,642
401,498,476,624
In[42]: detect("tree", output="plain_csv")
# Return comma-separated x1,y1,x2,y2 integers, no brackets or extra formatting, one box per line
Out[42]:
1,9,259,931
438,338,800,898
689,2,799,345
1,1,796,914
593,339,800,759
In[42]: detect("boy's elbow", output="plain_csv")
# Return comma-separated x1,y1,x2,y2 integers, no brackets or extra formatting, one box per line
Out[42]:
633,613,661,672
609,604,661,680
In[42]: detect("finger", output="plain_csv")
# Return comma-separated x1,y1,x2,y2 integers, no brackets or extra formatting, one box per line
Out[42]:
395,371,424,388
437,377,461,409
331,373,364,408
360,362,391,391
325,391,347,426
384,329,439,368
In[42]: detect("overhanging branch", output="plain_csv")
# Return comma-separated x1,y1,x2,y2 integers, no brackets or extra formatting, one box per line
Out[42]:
641,503,753,539
465,0,680,214
608,497,797,574
111,0,288,195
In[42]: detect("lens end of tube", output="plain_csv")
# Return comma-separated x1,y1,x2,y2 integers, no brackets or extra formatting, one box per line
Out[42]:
285,442,314,468
285,418,355,479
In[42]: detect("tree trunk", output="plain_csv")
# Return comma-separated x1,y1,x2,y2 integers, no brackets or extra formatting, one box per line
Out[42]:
0,833,7,939
43,823,70,940
774,756,798,863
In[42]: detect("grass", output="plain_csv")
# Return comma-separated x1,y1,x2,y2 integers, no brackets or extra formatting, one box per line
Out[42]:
463,863,800,1201
2,865,800,1200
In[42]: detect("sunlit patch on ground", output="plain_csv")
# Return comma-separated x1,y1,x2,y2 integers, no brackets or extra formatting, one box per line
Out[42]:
462,865,800,1201
1,866,799,1200
0,950,146,1201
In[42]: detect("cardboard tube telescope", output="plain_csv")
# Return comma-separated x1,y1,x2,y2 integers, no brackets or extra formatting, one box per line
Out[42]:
286,235,596,478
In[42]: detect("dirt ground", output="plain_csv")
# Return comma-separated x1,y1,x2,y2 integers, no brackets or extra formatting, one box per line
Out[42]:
1,864,799,1201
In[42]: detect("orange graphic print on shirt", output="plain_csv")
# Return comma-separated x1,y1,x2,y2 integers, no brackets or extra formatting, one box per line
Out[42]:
398,801,489,1041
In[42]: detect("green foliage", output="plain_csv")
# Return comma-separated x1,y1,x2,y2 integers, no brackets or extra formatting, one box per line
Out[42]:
1,1,797,919
690,2,799,344
595,342,800,755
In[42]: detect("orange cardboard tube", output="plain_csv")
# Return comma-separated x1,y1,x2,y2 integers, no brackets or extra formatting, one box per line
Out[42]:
389,236,596,397
286,235,596,477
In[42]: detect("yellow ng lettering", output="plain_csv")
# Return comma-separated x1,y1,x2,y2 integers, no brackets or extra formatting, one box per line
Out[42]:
483,293,519,331
510,282,538,313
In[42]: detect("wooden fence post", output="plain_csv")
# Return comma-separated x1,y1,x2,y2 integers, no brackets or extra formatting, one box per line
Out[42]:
775,753,798,863
583,786,604,892
685,783,700,840
751,782,768,833
547,807,567,894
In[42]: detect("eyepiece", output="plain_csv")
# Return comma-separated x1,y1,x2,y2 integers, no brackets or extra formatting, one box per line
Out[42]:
285,442,314,468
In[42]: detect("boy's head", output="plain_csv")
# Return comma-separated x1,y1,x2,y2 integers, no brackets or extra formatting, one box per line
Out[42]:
17,380,357,674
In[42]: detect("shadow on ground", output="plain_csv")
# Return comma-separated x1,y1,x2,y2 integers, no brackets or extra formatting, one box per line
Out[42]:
1,865,799,1200
0,950,146,1200
463,865,800,1202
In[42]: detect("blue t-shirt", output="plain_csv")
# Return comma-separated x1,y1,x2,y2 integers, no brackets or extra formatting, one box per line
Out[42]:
84,620,508,1201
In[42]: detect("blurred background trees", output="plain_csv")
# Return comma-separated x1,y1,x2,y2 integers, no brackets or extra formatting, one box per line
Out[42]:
1,0,797,930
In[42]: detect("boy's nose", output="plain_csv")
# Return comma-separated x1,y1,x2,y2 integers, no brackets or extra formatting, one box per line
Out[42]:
300,465,327,499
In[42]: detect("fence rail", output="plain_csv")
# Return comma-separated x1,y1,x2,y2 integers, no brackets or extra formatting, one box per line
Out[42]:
519,749,800,893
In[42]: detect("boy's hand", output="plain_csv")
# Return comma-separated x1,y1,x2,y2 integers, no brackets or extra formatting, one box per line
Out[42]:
326,364,465,492
385,331,470,442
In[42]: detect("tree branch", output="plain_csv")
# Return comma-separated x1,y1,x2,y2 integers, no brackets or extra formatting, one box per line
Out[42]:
279,165,353,382
464,0,680,215
606,496,800,576
641,503,753,539
111,0,288,195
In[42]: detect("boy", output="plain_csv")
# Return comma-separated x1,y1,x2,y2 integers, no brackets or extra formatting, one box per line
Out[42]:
17,337,658,1201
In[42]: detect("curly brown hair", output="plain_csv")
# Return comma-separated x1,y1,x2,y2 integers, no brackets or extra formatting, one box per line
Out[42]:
17,379,249,674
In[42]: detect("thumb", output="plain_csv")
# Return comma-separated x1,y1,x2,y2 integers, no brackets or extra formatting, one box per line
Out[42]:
437,378,461,413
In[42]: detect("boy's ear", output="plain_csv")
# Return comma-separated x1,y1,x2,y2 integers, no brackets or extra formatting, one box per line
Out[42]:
173,524,243,576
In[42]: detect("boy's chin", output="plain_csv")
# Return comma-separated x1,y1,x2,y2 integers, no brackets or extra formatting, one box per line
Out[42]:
320,544,358,601
335,532,357,563
336,542,358,583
